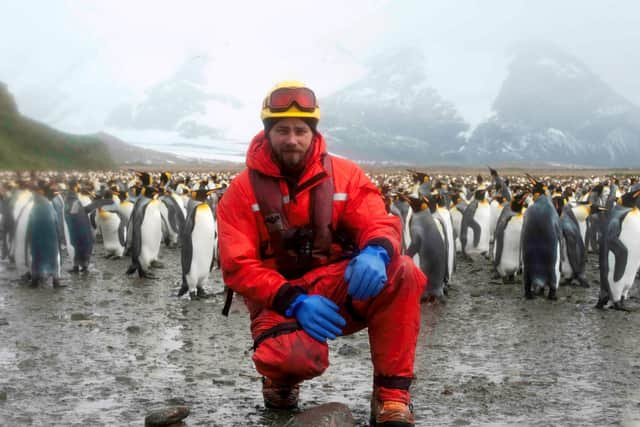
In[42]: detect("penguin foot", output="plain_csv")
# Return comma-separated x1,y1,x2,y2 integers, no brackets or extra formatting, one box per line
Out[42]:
150,260,165,269
104,254,114,259
53,278,66,288
20,272,32,283
177,283,189,297
125,264,138,275
547,288,558,301
68,266,80,274
595,297,609,309
524,290,535,300
30,278,40,287
140,270,157,280
189,290,199,300
612,301,630,312
196,287,211,299
577,277,589,288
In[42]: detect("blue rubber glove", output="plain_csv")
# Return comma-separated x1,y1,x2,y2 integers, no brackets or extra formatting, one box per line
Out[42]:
286,294,346,343
344,245,390,301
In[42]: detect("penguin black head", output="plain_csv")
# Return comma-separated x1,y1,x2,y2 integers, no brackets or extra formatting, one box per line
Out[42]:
404,194,427,213
620,188,640,208
510,192,528,213
135,171,152,187
160,172,172,186
526,174,546,198
68,179,80,193
407,169,429,184
142,186,159,198
474,188,487,201
192,189,211,202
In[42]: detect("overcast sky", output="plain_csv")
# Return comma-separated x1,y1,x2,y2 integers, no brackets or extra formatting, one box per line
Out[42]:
1,0,639,136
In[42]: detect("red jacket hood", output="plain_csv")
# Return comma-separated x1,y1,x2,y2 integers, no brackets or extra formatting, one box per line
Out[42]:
245,130,328,178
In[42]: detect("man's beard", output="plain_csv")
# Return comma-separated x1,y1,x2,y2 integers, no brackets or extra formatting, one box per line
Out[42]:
276,150,305,175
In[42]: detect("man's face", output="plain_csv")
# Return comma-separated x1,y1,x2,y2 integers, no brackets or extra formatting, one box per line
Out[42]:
268,118,313,173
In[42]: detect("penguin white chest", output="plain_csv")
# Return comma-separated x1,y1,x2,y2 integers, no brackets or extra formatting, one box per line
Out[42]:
450,208,463,252
140,200,162,266
97,211,123,255
498,215,523,276
14,200,34,274
186,205,216,289
466,203,491,254
436,207,455,279
608,210,640,302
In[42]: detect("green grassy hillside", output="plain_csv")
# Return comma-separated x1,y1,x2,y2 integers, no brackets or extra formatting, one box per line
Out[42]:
0,82,115,170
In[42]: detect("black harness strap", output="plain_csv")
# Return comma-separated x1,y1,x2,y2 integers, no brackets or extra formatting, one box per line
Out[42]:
221,286,234,317
374,375,414,390
249,154,335,277
223,155,335,316
252,321,301,350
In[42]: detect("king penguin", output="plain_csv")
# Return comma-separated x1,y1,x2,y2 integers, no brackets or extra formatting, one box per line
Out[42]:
127,182,163,279
596,186,640,310
460,186,491,259
559,202,589,287
64,183,112,273
493,191,527,283
433,190,455,288
178,189,216,299
521,175,562,300
96,191,126,259
449,191,466,253
405,194,447,303
27,184,62,287
13,190,35,279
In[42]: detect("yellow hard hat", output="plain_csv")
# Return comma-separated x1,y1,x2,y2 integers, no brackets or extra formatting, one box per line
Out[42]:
260,80,320,122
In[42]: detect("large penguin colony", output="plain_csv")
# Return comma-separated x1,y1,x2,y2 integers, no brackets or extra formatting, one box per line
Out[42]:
1,167,639,311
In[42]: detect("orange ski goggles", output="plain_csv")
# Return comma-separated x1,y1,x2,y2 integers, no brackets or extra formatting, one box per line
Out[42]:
264,87,318,113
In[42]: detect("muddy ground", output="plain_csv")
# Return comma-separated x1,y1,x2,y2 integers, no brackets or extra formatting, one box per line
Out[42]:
1,243,639,426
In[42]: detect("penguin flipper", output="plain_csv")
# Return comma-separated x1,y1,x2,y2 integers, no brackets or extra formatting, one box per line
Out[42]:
405,232,420,258
493,210,514,268
435,215,450,284
83,199,114,214
181,206,197,276
470,219,482,248
117,212,127,247
126,262,138,275
609,237,628,283
562,224,580,274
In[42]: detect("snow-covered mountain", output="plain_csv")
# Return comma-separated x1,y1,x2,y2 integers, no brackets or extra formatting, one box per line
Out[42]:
321,48,469,164
104,55,248,162
462,42,640,167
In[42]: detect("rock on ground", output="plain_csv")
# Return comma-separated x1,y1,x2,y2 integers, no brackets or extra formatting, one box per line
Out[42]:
284,402,356,427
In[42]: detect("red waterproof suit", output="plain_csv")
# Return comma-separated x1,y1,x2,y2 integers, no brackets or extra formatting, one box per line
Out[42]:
217,131,426,403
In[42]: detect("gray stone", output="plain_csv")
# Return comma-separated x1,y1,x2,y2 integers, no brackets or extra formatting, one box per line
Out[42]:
70,313,91,321
144,405,190,426
284,402,355,427
126,325,142,334
338,344,361,357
